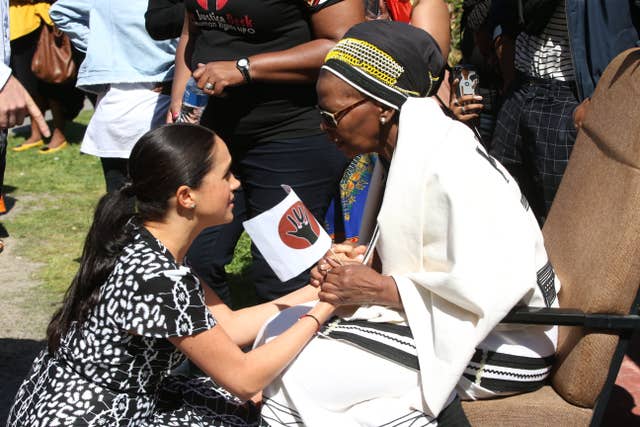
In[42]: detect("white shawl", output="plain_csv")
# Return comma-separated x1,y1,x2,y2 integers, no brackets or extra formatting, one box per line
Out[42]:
348,97,553,416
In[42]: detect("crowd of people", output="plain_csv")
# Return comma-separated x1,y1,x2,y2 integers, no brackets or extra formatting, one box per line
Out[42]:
0,0,638,425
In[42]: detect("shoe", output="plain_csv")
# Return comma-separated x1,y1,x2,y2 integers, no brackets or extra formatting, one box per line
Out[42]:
38,141,68,154
0,240,4,254
12,139,44,152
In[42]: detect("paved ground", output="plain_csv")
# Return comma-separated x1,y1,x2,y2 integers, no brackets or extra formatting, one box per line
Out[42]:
0,196,55,425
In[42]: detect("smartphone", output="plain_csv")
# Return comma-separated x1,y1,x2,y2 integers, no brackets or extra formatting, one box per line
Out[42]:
452,64,480,99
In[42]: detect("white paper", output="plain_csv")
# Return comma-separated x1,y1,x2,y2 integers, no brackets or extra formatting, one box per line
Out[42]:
243,185,332,282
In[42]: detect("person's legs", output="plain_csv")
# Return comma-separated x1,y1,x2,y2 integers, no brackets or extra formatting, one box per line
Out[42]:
237,133,348,301
9,29,48,148
520,81,579,223
490,81,526,176
38,78,85,153
43,99,67,150
491,80,547,222
536,83,578,216
100,157,129,193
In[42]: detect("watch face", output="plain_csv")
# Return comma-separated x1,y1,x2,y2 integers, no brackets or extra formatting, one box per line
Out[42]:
238,58,249,68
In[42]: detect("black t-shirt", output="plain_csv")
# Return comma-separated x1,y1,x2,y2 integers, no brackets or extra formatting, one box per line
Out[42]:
185,0,342,143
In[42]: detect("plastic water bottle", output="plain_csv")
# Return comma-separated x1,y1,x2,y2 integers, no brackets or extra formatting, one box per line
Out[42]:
177,77,209,124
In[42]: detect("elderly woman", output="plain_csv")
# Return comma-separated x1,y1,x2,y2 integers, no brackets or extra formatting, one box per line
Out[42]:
257,21,560,426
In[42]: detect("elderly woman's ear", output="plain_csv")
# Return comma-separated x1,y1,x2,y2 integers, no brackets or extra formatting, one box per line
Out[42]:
378,107,397,125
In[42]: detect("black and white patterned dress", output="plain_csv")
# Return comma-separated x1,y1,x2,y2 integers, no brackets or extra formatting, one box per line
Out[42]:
7,226,259,426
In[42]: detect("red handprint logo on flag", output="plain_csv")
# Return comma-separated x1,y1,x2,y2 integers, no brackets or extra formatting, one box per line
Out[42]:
278,201,320,249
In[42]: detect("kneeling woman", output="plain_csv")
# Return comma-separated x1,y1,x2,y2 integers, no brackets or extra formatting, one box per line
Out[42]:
258,21,560,426
7,124,335,426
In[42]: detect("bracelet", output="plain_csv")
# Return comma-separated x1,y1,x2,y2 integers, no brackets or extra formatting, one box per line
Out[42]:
299,313,321,334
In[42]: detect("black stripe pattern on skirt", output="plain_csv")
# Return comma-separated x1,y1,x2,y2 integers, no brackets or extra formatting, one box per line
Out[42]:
319,318,554,395
463,349,555,393
319,317,419,371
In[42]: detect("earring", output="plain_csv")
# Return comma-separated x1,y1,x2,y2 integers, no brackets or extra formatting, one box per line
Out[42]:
189,204,196,209
380,117,387,124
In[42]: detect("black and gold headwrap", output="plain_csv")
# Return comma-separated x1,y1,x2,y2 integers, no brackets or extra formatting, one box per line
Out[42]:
322,20,445,110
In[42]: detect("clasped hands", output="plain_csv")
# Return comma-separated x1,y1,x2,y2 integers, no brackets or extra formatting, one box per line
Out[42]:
310,243,400,308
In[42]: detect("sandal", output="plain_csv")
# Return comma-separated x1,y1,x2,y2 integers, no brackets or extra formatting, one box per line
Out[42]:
12,139,44,152
38,141,68,154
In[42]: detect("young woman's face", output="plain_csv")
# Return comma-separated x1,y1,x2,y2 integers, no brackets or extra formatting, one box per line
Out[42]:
192,138,240,227
316,71,383,158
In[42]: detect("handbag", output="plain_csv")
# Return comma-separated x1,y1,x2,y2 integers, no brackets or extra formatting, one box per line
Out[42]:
31,23,77,84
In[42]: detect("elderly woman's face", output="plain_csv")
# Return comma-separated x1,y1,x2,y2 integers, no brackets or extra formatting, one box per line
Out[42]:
316,71,383,158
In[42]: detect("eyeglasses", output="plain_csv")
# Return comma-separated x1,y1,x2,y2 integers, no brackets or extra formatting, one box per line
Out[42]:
318,98,370,128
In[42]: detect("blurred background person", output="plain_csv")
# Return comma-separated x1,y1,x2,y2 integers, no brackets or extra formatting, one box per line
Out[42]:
325,0,451,246
9,0,83,154
489,0,640,224
169,0,363,305
0,0,50,252
261,21,559,425
50,0,177,193
448,0,502,148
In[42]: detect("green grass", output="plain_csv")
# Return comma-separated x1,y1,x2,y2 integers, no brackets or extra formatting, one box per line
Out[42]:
226,233,256,308
4,110,103,295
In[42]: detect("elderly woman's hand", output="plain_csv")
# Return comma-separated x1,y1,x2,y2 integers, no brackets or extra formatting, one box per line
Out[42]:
319,263,401,308
310,243,367,287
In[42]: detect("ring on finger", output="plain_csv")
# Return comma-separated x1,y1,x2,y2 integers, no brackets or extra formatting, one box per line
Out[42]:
461,105,466,114
204,82,215,91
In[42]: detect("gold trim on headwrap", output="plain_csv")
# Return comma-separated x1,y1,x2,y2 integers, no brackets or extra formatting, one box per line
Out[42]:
325,38,420,96
426,71,440,98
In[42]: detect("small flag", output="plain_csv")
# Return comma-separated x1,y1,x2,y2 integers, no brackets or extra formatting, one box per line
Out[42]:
243,185,331,282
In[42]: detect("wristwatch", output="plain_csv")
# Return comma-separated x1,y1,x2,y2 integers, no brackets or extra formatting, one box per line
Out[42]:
236,57,251,83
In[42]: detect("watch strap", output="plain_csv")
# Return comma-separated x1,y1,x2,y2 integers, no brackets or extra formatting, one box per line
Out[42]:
236,58,251,83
